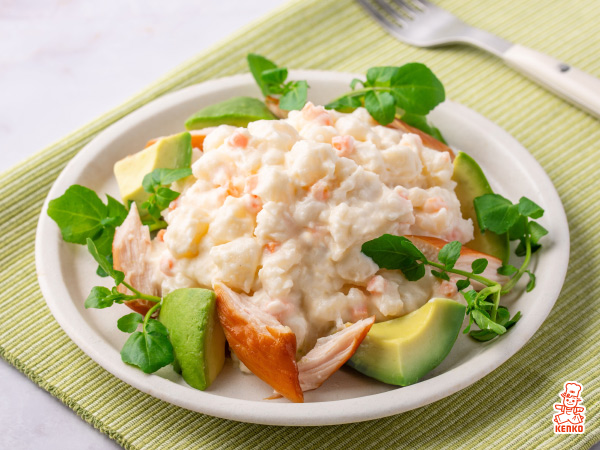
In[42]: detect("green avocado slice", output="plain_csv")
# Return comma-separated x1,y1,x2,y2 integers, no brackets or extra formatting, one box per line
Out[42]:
452,151,510,263
159,288,225,390
185,96,277,130
347,298,466,386
113,131,192,216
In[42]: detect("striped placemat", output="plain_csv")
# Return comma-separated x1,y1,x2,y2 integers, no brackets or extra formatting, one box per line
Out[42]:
1,0,598,448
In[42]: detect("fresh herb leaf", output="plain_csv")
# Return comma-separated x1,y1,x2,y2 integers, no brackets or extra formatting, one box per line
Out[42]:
247,54,308,110
350,78,364,89
497,264,518,276
47,185,107,244
279,80,309,111
325,94,362,112
388,62,445,115
141,167,192,221
431,269,450,281
326,63,444,131
120,330,174,374
146,319,169,336
47,185,129,275
366,66,400,86
247,53,278,97
471,258,489,274
85,286,114,309
529,221,548,245
472,309,507,335
117,313,144,333
105,195,129,226
261,67,288,85
505,311,522,329
142,168,192,192
87,238,124,285
495,306,511,326
364,90,396,125
526,270,536,292
438,241,462,269
361,234,427,276
508,215,527,241
456,279,470,291
518,197,544,219
474,194,520,234
470,309,521,341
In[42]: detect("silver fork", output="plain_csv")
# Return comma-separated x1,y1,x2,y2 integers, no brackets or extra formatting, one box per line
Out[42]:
358,0,600,119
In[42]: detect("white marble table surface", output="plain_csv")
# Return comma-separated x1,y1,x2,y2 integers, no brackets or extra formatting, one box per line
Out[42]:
1,1,598,449
0,1,283,448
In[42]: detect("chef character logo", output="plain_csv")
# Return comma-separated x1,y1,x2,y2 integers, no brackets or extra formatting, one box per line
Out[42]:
553,381,586,434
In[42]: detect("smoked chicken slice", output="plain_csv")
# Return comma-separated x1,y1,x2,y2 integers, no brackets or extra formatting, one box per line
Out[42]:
214,282,303,403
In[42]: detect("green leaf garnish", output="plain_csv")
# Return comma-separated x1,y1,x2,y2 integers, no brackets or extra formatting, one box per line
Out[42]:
438,241,462,270
141,167,192,222
364,90,396,125
431,270,450,281
361,234,427,281
47,185,130,275
473,194,520,234
471,258,488,274
47,185,107,244
247,53,278,97
85,286,114,309
280,80,309,111
325,62,445,133
117,313,144,333
120,329,174,374
87,238,124,285
517,197,544,219
456,279,470,291
247,54,308,111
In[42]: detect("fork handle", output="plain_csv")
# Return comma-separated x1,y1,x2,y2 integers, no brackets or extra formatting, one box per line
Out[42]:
503,44,600,119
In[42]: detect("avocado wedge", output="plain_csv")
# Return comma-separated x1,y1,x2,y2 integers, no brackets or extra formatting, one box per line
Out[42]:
114,131,192,215
185,96,277,130
452,151,510,263
348,298,465,386
159,288,225,390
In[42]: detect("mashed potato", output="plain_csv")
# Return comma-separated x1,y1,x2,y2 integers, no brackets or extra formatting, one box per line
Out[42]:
156,103,473,354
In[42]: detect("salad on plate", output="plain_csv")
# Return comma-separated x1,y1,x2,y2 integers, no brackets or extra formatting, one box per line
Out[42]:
46,54,548,403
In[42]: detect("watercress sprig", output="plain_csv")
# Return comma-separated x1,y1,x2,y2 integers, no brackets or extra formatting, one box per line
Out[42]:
47,185,128,257
325,64,446,137
140,167,192,230
474,193,548,293
361,194,546,342
84,238,174,372
247,53,308,111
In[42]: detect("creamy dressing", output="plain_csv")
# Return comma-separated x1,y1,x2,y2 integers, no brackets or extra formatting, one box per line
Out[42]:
155,103,473,353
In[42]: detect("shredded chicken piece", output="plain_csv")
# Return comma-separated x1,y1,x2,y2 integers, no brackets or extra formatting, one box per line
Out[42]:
112,203,159,315
298,316,375,392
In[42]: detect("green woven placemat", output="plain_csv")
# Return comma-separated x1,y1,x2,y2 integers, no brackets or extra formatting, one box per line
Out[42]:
1,0,598,448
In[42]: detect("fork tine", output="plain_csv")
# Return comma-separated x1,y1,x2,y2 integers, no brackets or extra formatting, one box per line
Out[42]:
371,0,411,24
391,0,419,14
358,0,407,31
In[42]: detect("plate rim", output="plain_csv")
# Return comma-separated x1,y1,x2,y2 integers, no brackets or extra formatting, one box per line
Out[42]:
35,70,570,426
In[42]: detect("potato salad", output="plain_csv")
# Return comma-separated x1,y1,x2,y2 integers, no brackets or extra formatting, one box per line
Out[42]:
155,103,472,354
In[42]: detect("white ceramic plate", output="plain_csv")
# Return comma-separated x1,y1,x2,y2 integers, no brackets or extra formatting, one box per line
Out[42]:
35,71,569,426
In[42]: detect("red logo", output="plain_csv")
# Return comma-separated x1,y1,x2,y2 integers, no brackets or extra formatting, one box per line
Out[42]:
553,381,586,434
